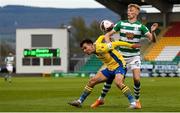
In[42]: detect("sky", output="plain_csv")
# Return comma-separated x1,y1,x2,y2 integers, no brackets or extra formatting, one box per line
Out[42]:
0,0,105,8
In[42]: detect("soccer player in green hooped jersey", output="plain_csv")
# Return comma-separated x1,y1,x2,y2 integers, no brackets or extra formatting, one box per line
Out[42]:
4,53,14,83
91,4,158,109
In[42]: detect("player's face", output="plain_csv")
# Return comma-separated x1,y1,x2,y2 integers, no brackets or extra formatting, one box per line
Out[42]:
127,7,139,20
81,43,94,55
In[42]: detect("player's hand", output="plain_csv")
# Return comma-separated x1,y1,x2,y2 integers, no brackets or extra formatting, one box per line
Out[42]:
131,44,141,49
152,32,157,43
150,23,158,43
151,23,158,32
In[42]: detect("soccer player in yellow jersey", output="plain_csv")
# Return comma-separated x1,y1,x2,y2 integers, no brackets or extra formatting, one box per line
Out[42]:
68,35,141,108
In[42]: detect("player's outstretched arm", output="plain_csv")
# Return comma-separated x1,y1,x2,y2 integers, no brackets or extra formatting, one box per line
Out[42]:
96,41,141,53
111,41,141,49
96,43,113,53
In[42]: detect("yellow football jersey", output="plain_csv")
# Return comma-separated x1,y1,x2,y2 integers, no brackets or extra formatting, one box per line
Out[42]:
94,35,133,71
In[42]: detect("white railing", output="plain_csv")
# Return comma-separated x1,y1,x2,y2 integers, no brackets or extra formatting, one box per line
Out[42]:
74,56,90,72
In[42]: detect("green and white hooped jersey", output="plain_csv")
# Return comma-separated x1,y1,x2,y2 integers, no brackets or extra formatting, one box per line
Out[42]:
113,20,149,57
5,56,14,65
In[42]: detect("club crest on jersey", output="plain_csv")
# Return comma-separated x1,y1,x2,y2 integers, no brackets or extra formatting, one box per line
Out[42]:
126,32,134,40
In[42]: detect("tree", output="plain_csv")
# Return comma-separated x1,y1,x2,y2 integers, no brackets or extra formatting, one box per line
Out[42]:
70,16,88,43
87,20,102,42
69,17,102,56
69,16,89,57
0,40,13,57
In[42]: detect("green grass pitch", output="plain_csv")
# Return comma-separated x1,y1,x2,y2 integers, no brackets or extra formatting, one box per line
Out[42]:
0,76,180,112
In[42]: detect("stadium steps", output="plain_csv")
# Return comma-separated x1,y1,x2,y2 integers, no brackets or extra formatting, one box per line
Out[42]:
144,37,180,61
144,22,180,61
155,46,180,61
77,55,103,73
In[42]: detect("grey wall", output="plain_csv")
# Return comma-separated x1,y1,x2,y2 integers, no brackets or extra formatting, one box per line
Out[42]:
16,28,68,73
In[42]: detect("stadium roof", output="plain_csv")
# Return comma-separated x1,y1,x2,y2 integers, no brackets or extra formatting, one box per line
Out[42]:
95,0,180,14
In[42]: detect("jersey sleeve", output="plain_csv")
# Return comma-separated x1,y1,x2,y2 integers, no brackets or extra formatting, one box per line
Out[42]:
95,35,108,53
141,24,150,35
113,21,121,32
111,41,133,48
95,35,113,53
96,43,111,53
95,35,105,44
96,41,133,53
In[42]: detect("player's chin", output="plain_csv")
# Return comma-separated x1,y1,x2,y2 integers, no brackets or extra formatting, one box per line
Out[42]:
86,52,91,55
87,53,91,55
127,15,133,19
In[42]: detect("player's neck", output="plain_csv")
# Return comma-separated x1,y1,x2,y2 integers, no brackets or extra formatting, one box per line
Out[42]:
93,46,96,54
128,18,137,23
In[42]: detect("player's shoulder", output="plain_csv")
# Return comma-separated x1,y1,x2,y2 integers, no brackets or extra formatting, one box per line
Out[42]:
133,20,143,26
122,20,128,22
118,20,136,26
96,35,104,40
117,20,127,24
136,20,142,24
114,20,124,27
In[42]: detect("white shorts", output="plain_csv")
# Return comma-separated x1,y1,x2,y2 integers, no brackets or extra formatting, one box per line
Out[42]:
124,56,141,70
6,64,13,72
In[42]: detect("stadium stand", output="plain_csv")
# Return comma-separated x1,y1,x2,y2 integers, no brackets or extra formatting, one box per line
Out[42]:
144,22,180,61
164,22,180,37
155,46,180,61
144,37,180,61
173,51,180,62
78,55,102,73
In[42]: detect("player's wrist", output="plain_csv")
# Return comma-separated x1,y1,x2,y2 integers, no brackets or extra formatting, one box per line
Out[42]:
151,32,156,43
107,43,113,49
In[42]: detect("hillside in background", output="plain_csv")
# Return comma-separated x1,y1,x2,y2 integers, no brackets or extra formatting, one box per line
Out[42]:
0,5,120,35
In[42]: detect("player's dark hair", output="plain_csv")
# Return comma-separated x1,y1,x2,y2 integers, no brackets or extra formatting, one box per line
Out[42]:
80,39,93,47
